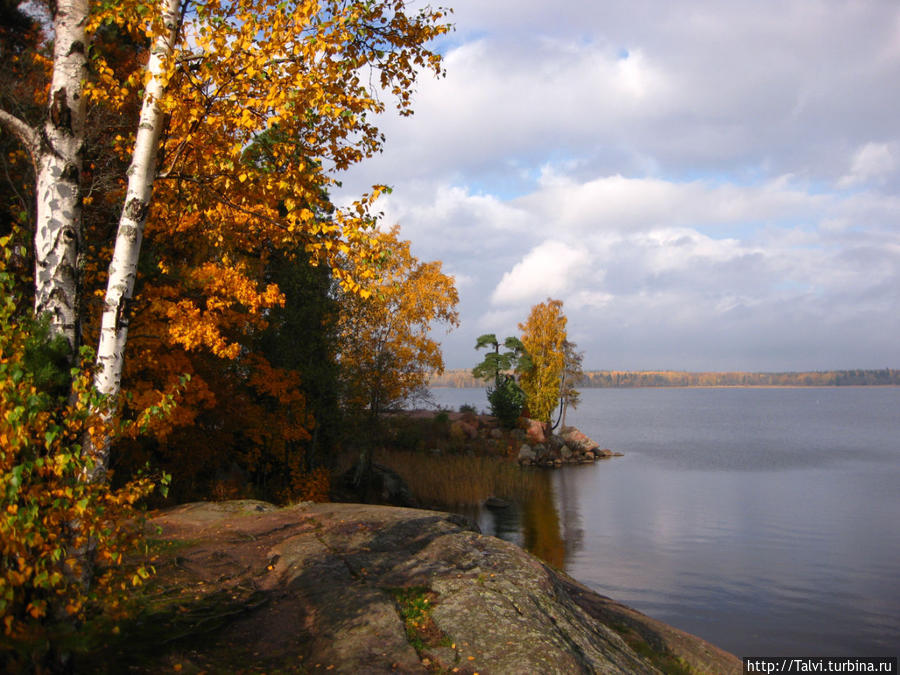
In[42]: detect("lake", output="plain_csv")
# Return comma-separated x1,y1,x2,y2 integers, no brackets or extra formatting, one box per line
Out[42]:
427,386,900,658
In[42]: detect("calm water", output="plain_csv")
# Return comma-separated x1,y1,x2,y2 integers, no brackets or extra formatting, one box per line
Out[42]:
427,386,900,657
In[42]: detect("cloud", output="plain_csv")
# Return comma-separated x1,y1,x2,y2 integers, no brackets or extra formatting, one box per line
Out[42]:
341,1,900,192
838,143,897,188
332,1,900,371
491,240,592,305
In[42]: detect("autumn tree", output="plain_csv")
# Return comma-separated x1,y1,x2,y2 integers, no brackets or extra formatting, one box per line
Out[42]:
0,0,453,656
0,232,165,668
518,298,567,426
88,0,452,480
0,0,452,484
338,225,459,417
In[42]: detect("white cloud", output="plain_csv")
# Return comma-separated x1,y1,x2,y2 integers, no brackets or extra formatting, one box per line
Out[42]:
838,143,897,188
515,172,831,235
491,240,591,305
333,1,900,371
446,270,474,288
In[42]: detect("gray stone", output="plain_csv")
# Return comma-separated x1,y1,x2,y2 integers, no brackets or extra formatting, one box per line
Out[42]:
133,502,741,674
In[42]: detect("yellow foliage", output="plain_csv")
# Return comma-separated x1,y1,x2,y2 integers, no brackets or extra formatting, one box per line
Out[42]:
83,0,450,297
337,226,459,414
0,237,163,659
67,0,451,500
518,299,567,424
5,0,452,509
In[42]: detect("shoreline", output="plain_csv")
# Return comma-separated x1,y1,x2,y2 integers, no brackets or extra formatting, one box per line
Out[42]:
429,383,900,389
87,500,742,673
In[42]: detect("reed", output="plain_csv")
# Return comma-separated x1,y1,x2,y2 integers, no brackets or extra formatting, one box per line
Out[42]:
374,448,550,508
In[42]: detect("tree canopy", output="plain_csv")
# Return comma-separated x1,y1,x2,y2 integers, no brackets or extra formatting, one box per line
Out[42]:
0,0,454,660
472,334,530,386
338,225,459,417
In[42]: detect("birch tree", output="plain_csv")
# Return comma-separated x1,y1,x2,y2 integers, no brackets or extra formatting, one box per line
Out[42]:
0,0,88,353
518,298,567,426
89,0,182,477
3,0,451,483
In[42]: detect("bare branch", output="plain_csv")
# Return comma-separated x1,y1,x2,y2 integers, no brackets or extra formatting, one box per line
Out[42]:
0,108,40,172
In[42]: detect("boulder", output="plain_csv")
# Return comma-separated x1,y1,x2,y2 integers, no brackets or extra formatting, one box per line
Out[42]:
484,496,512,509
561,426,602,454
518,443,536,463
90,501,740,674
458,420,479,439
548,433,566,452
524,418,547,444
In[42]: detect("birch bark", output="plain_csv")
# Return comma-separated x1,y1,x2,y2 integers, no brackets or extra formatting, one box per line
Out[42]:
91,0,183,476
32,0,89,353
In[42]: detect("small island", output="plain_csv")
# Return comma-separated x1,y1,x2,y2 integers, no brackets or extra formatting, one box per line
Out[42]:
388,409,623,468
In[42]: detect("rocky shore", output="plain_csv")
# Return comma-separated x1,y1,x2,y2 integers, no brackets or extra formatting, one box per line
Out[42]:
517,421,624,467
87,500,741,674
400,410,623,468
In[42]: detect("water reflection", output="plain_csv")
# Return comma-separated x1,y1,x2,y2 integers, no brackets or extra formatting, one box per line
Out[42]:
466,469,572,571
426,386,900,657
521,476,566,569
555,464,586,559
483,499,523,544
467,465,593,571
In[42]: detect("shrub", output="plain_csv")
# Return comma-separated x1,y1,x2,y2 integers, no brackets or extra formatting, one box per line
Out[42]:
487,378,525,429
0,232,166,668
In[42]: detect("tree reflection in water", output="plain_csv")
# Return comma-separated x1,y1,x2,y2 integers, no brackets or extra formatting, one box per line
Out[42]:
373,448,577,570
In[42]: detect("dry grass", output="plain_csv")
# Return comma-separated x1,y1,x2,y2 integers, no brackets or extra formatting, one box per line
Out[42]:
373,448,550,508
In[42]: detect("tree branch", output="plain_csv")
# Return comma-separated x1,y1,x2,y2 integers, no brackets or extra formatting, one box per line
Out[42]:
0,108,40,173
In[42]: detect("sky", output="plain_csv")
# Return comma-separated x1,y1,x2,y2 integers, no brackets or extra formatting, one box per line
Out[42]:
337,0,900,372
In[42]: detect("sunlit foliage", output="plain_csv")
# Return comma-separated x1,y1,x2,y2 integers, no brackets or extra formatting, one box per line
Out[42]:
518,298,567,425
0,233,165,666
338,226,459,416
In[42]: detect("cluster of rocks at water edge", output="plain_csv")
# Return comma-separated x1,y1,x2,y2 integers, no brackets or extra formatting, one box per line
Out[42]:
517,421,624,467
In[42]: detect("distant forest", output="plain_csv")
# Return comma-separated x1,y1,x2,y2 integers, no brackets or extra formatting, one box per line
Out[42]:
430,368,900,388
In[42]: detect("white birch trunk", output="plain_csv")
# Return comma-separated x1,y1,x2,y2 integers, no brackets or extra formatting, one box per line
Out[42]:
33,0,89,353
91,0,182,477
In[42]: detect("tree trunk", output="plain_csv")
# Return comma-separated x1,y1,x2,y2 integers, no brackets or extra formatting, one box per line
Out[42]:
33,0,89,353
91,0,182,478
